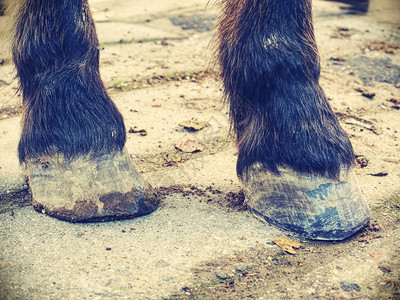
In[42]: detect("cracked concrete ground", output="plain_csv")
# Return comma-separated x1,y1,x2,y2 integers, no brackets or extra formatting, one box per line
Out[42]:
0,0,399,299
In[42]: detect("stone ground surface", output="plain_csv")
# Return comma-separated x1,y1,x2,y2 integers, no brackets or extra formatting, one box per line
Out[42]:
0,0,399,299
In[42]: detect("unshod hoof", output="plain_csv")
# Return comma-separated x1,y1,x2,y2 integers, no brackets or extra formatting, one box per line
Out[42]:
243,164,370,240
25,149,158,222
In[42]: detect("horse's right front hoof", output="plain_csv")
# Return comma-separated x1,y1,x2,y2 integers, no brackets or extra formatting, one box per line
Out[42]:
26,149,158,222
243,164,371,240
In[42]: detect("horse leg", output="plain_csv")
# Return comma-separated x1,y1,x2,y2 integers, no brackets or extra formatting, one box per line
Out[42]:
8,0,158,222
218,0,370,240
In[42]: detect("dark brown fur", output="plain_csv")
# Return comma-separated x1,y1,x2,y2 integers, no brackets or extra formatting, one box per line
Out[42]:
218,0,355,179
7,0,126,163
6,0,364,180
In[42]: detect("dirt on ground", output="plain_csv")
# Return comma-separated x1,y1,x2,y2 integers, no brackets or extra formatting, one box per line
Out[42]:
0,0,399,299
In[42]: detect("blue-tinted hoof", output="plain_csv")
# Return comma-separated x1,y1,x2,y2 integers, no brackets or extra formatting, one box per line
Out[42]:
243,165,370,240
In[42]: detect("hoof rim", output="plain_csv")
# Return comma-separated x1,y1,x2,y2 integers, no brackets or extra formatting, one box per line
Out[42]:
243,165,371,240
26,149,158,223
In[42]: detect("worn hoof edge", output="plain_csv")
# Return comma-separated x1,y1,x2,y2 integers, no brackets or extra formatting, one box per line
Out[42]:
243,164,371,240
25,149,158,222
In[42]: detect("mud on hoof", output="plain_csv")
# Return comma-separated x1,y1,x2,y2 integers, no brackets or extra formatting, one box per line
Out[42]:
25,149,158,222
243,165,371,240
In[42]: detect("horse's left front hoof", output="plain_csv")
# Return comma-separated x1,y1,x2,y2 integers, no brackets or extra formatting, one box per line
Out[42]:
243,165,371,240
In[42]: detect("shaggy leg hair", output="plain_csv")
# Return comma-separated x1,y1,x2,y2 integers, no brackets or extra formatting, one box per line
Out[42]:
9,0,125,163
6,0,158,223
218,0,355,179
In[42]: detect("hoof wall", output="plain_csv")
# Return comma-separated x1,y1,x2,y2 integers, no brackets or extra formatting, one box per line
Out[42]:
243,165,371,240
26,149,158,222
